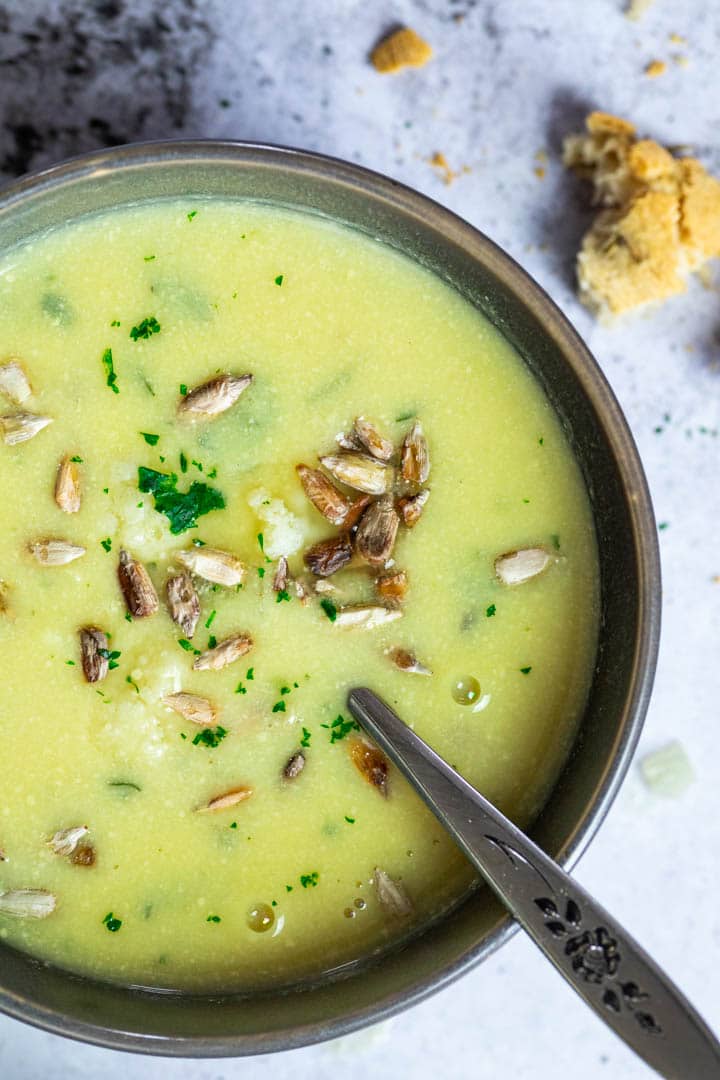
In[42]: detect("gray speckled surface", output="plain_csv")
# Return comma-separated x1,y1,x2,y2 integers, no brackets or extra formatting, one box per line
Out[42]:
0,2,719,1077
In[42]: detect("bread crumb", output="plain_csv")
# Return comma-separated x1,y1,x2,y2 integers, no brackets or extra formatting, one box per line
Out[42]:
645,59,667,77
563,111,720,315
625,0,656,19
669,32,686,44
429,151,458,185
370,28,432,74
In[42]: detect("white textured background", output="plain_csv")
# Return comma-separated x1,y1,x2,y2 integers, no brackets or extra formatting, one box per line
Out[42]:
0,2,719,1077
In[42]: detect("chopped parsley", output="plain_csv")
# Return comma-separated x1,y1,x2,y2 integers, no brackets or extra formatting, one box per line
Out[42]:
280,685,291,695
246,668,254,680
230,822,238,829
177,638,200,654
137,466,225,534
300,727,311,748
110,320,121,327
97,647,121,670
144,254,156,262
65,659,75,666
100,537,112,553
107,780,141,796
191,459,203,472
70,454,83,463
192,538,206,547
126,675,140,693
102,912,122,932
300,872,319,888
395,410,416,422
207,634,217,649
205,610,216,629
129,316,161,341
179,383,188,396
206,914,221,923
322,714,360,743
257,533,265,553
538,437,544,446
179,451,188,473
274,274,284,286
551,534,561,551
344,816,355,824
520,666,532,675
187,210,198,221
141,432,160,446
101,347,119,393
276,589,291,603
235,682,247,694
320,598,337,622
272,700,287,713
285,884,293,892
486,603,496,618
257,567,266,579
124,611,132,622
192,726,227,748
658,521,669,531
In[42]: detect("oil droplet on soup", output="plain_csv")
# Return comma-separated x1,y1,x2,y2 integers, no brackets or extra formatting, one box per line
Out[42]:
0,199,598,992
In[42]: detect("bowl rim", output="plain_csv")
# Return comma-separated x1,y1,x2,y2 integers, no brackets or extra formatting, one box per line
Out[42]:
0,138,661,1057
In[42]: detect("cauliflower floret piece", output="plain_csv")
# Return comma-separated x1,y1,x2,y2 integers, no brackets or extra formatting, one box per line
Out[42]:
248,488,305,558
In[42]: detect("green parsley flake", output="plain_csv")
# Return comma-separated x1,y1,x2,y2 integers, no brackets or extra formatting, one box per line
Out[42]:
300,727,311,748
280,686,291,695
138,467,225,534
144,255,156,262
235,682,247,695
141,432,160,446
206,914,221,923
520,666,532,675
325,714,359,743
286,884,293,892
187,210,198,221
300,872,319,888
97,647,121,670
192,726,227,748
274,274,284,286
395,410,416,422
658,522,670,531
179,451,188,473
70,455,83,463
205,610,217,628
65,659,75,666
110,320,121,328
100,538,112,553
272,701,286,713
246,668,254,680
101,347,119,393
180,383,188,396
230,822,238,829
257,567,266,579
551,534,561,551
129,316,161,342
320,598,337,622
126,675,140,693
207,634,217,649
486,604,496,618
102,912,122,932
124,611,132,622
257,533,265,553
276,589,291,603
177,638,198,653
344,816,355,824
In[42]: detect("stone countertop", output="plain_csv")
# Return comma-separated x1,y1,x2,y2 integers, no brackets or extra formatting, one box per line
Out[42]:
0,1,718,1077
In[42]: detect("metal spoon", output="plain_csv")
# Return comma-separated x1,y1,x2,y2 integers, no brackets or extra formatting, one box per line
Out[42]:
347,688,720,1080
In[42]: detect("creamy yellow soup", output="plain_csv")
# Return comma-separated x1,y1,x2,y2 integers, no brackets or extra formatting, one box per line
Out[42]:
0,200,598,990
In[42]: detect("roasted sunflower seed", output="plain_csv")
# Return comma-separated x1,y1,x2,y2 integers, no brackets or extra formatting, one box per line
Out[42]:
353,416,394,461
349,737,389,796
343,494,373,530
0,889,56,919
376,570,408,603
401,420,430,484
197,786,253,813
273,556,289,593
163,691,217,726
374,867,413,917
334,605,403,630
166,572,200,638
70,843,96,867
283,750,306,780
47,825,89,857
355,496,400,566
319,451,392,495
304,533,353,577
178,373,253,418
79,627,109,683
193,632,253,671
118,549,159,617
387,646,432,676
0,359,32,404
495,547,551,586
176,546,245,587
29,539,86,566
1,412,52,446
296,464,353,525
397,489,430,528
54,455,82,514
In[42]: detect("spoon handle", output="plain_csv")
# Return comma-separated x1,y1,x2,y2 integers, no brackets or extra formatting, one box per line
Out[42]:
348,688,720,1080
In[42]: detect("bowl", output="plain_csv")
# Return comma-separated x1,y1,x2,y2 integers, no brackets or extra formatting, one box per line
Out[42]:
0,141,660,1056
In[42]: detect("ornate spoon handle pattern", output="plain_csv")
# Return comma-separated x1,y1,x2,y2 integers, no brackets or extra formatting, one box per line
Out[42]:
348,688,720,1080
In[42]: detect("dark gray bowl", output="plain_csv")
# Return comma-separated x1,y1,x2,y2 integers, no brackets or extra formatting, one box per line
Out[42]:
0,142,660,1056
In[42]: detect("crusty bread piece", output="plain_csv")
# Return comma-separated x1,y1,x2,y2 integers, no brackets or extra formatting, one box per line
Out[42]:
370,28,432,74
563,111,720,314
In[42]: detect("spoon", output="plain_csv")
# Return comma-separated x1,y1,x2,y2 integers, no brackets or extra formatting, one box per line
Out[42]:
347,688,720,1080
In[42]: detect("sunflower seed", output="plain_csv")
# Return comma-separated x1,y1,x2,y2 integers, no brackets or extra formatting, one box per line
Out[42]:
118,549,159,617
176,546,245,587
313,579,336,594
79,627,109,683
495,547,551,586
163,691,217,726
197,786,253,813
304,533,353,577
272,556,289,593
70,844,96,867
54,455,81,513
0,359,31,404
0,889,56,919
296,464,352,525
349,737,389,796
294,578,310,605
48,825,89,856
397,489,430,528
283,750,306,780
401,420,430,484
376,570,408,603
29,539,86,566
355,496,400,565
387,646,432,676
178,373,253,418
193,632,253,671
334,605,403,630
353,416,394,461
374,868,413,917
343,494,373,530
1,412,52,445
335,429,364,451
166,572,200,638
319,452,391,495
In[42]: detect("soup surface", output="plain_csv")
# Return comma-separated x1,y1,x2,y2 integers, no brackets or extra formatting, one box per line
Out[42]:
0,200,598,990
